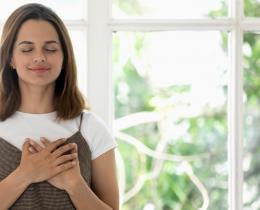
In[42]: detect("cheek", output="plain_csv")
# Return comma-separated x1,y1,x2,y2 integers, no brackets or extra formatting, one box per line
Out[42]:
15,61,30,71
12,53,31,70
50,55,64,78
49,54,63,68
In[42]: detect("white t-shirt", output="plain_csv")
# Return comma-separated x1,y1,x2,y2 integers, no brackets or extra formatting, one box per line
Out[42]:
0,111,117,160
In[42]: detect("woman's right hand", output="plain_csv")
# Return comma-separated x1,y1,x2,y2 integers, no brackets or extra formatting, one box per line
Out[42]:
17,138,77,184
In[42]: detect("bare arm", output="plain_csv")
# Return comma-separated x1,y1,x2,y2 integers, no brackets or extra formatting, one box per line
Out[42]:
66,149,119,210
0,168,31,210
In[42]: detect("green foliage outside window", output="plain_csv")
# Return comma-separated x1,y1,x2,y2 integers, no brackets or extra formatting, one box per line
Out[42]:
113,1,260,209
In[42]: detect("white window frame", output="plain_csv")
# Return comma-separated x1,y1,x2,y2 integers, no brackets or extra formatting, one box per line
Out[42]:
87,0,250,209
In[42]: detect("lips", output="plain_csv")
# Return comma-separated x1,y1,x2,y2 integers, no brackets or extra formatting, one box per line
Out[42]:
29,66,50,72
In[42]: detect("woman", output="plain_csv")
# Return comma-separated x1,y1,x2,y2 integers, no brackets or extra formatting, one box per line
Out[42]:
0,3,119,210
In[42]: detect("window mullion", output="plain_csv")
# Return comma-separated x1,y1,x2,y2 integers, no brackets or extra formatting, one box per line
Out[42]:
110,19,235,31
241,18,260,31
228,0,244,210
88,0,112,126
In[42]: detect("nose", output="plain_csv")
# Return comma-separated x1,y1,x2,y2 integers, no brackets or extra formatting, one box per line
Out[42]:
33,56,46,64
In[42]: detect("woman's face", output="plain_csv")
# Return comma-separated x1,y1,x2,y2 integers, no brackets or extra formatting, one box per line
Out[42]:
11,19,64,87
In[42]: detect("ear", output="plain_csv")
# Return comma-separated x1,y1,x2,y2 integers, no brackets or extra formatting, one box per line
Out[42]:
10,58,15,69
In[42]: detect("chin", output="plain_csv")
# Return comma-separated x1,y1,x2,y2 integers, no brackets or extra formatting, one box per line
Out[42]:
19,78,56,87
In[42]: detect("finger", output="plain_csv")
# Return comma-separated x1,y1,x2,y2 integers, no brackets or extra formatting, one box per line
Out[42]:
71,143,78,163
28,146,37,154
46,138,66,153
29,140,43,152
71,143,77,154
52,143,74,158
40,137,51,147
55,160,77,174
22,139,31,155
55,153,77,166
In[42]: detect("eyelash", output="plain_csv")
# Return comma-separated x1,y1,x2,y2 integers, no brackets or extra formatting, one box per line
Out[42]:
21,49,57,53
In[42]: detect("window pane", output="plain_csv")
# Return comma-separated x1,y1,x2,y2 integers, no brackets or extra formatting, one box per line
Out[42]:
113,0,228,19
68,29,87,95
243,32,260,210
0,0,86,21
113,31,228,209
244,0,260,17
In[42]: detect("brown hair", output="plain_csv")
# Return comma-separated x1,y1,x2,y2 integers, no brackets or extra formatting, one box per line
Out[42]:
0,3,89,121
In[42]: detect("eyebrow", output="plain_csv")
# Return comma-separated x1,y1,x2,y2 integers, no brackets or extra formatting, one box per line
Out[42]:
17,40,60,46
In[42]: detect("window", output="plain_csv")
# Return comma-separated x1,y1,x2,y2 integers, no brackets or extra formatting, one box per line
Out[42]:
110,0,257,209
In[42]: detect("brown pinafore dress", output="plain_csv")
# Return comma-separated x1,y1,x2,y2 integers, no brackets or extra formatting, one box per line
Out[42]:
0,113,91,209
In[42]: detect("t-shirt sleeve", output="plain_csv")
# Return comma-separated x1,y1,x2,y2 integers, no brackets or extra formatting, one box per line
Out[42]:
81,112,117,160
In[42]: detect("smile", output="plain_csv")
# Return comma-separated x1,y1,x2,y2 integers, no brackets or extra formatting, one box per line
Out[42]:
29,67,50,72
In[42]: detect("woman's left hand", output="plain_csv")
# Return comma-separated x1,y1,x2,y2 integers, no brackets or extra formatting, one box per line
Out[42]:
28,137,83,191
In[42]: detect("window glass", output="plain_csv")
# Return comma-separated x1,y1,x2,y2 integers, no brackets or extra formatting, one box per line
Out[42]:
243,32,260,210
68,29,87,95
244,0,260,17
113,31,228,209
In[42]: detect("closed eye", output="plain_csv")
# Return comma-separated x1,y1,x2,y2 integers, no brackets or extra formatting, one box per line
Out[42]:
21,49,32,53
45,49,57,52
21,49,57,53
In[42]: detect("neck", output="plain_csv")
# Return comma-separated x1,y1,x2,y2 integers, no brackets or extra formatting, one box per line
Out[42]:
18,82,55,114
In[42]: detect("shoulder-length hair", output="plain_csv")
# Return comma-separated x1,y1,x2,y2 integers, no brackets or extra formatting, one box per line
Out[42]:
0,3,89,121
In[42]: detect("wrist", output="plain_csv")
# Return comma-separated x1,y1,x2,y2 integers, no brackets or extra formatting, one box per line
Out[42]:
14,167,32,187
65,176,86,196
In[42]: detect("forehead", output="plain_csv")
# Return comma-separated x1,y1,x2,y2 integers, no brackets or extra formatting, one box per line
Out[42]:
16,19,60,43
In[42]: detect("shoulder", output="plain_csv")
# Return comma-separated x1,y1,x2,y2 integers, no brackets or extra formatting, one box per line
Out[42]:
80,111,117,160
81,111,109,134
